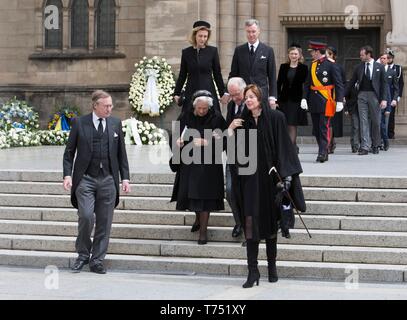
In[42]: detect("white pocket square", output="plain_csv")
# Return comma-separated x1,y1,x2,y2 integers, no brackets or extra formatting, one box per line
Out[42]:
114,132,118,138
260,56,267,59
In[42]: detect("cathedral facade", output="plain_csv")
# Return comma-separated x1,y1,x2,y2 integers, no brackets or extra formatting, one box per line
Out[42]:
0,0,406,135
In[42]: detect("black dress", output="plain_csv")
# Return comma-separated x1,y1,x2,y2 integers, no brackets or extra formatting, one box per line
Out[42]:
170,109,226,212
235,107,304,240
277,63,308,126
174,45,225,114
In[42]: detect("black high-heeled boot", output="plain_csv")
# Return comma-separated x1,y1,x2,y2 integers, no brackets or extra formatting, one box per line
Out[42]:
242,240,260,288
266,237,278,283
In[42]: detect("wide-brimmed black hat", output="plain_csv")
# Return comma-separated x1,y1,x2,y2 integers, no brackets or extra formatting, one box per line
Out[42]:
193,20,211,29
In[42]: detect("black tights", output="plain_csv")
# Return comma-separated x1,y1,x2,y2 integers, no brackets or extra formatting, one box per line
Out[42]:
196,211,210,241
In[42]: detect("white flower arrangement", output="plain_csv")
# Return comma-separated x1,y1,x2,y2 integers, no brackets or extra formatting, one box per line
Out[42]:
2,129,42,148
129,56,175,116
122,118,167,145
38,130,70,146
0,97,40,131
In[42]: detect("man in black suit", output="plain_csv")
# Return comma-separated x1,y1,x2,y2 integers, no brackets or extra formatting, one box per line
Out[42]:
345,46,388,155
228,19,277,109
387,49,404,139
225,77,247,239
63,90,130,274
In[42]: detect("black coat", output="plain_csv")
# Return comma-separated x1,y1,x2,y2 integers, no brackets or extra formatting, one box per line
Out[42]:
234,107,304,240
174,45,225,113
277,63,308,103
303,57,345,114
170,109,227,203
63,113,130,209
390,64,404,98
229,42,277,103
345,61,388,102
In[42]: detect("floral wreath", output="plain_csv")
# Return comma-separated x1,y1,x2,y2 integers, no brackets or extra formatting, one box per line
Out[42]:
48,105,80,131
129,56,175,117
0,97,39,131
122,118,167,145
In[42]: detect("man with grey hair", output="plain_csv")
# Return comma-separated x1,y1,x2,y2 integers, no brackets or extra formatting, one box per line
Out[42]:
225,77,247,238
229,19,277,109
63,90,130,274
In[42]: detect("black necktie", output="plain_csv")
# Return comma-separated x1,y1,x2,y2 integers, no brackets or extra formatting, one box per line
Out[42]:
98,118,104,135
249,45,255,67
250,45,254,56
365,62,371,80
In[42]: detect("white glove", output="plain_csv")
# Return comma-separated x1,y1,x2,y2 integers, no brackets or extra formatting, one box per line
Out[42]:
300,99,308,110
336,102,344,112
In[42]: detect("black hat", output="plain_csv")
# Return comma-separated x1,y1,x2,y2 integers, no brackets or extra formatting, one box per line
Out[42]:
193,20,211,29
386,48,395,58
327,46,337,55
192,90,213,102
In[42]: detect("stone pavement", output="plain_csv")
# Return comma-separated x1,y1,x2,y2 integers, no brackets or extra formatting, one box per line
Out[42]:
1,144,407,177
0,266,407,300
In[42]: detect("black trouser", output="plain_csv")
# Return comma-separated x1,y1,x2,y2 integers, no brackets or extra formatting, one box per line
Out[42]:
388,106,396,138
311,113,331,156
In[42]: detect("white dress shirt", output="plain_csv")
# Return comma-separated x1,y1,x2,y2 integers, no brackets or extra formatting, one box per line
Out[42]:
92,112,106,132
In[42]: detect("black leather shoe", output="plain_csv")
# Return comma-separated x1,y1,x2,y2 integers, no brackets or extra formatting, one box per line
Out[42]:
351,146,359,153
190,223,200,232
316,154,328,163
372,147,379,154
384,141,390,151
358,149,368,155
197,239,207,245
232,224,243,238
71,258,89,273
90,263,106,274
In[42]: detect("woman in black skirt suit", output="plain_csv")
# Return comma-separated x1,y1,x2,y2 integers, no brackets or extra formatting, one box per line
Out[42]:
173,21,228,115
171,90,226,245
277,46,308,152
228,84,304,288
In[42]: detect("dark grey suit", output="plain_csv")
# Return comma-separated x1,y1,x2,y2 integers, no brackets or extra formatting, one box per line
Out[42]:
63,113,130,265
346,61,388,151
229,42,277,104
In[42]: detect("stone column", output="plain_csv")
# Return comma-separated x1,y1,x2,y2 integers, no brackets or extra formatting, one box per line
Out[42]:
62,6,69,51
34,8,43,51
88,2,95,51
254,0,268,44
218,0,236,80
386,0,407,135
236,0,253,43
199,0,218,44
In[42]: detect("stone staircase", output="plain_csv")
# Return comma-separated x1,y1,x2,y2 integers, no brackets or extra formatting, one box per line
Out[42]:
0,170,406,282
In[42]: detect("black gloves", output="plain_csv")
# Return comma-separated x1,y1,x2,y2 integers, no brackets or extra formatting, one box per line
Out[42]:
276,176,292,193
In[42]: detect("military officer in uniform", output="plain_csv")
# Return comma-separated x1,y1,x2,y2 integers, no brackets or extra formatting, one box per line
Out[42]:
301,41,344,163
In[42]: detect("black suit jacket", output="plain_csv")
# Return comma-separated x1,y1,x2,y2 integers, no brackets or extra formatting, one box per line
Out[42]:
229,42,277,100
277,63,308,103
385,67,399,102
174,45,225,113
391,64,404,98
63,113,130,209
345,61,388,102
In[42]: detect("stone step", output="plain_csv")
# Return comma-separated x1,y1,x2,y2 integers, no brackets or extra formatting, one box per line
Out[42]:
3,207,407,232
1,194,407,218
2,181,407,203
0,249,405,282
0,220,406,248
2,234,407,266
2,170,407,189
